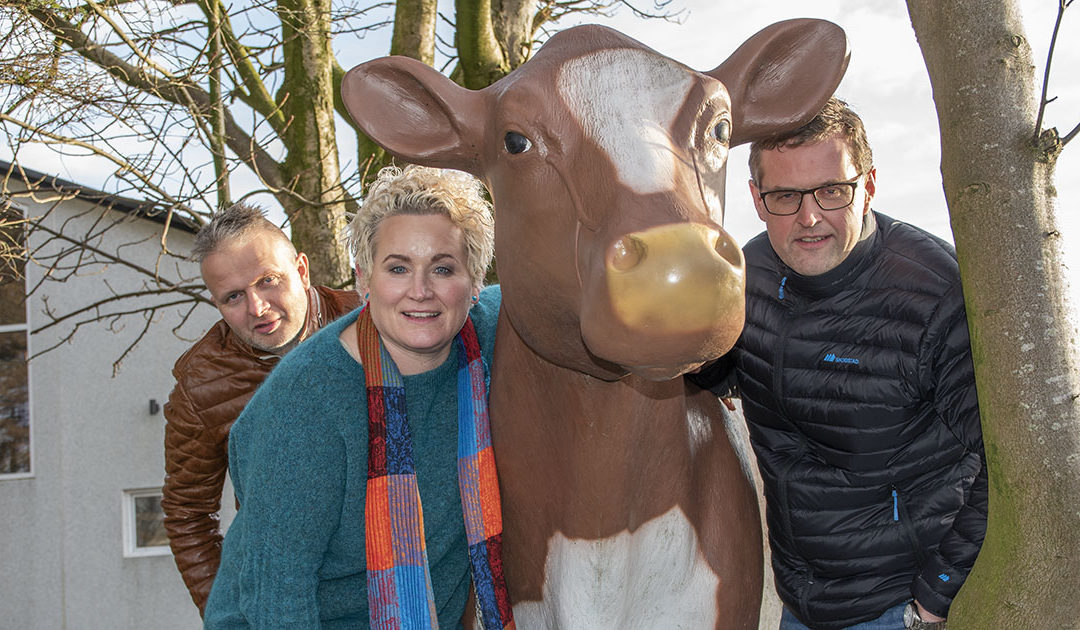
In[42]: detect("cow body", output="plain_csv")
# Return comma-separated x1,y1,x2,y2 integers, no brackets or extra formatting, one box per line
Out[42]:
491,320,761,628
342,21,848,629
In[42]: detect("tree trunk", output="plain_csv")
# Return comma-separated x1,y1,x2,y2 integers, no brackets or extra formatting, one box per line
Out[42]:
455,0,513,89
392,0,438,65
276,0,351,288
907,1,1080,626
207,0,230,211
491,0,536,70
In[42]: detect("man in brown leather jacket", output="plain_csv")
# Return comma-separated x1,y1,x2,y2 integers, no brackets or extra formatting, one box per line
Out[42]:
162,202,359,614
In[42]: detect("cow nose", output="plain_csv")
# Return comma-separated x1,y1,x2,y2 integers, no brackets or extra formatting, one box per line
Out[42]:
610,235,647,272
604,223,744,334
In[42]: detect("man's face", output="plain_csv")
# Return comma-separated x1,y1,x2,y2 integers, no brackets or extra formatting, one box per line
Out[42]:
201,232,311,355
750,136,876,276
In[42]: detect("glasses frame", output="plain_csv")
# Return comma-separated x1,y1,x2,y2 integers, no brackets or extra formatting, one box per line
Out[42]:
758,174,865,216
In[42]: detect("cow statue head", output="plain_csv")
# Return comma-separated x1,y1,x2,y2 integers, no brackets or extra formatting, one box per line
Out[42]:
342,20,848,381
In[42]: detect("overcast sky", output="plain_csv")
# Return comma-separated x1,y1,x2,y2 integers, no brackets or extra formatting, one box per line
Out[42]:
7,1,1077,269
586,1,1079,251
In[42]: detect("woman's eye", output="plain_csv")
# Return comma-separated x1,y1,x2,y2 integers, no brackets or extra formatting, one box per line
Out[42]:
711,119,731,144
504,131,532,154
389,265,407,274
434,265,454,276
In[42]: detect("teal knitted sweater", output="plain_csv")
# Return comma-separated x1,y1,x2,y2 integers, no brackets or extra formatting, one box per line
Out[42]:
204,287,500,629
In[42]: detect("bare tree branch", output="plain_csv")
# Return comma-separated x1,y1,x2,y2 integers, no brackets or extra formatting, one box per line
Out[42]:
1033,0,1073,145
1,0,682,369
0,113,197,216
196,0,287,133
25,5,287,189
21,201,201,298
0,194,28,280
32,287,206,335
1062,120,1080,146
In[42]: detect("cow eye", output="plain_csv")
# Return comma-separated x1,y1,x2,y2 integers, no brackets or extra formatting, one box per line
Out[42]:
504,131,533,154
711,119,731,144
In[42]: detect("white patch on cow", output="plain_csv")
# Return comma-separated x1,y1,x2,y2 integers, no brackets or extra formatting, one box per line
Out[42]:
686,403,712,457
557,50,693,195
513,507,719,629
701,172,726,225
720,403,757,484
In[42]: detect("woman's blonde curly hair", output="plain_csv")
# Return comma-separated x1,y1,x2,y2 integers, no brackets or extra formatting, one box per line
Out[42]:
347,165,494,288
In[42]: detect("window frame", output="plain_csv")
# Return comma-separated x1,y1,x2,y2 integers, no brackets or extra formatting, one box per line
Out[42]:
121,487,172,558
0,228,32,480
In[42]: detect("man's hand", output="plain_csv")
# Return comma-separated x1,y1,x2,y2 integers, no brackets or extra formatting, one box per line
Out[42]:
915,601,945,623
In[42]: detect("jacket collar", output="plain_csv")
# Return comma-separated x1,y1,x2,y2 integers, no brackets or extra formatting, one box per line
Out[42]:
778,211,880,299
301,285,324,339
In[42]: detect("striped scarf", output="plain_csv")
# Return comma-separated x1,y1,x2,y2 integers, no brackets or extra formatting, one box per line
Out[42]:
358,305,515,630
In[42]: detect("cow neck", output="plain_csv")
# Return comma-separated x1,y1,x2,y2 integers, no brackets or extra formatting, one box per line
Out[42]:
780,210,879,300
490,315,693,531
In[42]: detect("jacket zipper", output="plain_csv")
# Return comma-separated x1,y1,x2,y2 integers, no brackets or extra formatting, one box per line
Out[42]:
777,451,803,548
773,283,792,418
773,298,817,620
781,449,812,626
892,486,927,566
799,566,815,623
773,298,799,568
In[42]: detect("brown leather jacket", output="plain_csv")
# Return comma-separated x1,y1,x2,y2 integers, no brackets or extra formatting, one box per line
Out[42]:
161,285,359,614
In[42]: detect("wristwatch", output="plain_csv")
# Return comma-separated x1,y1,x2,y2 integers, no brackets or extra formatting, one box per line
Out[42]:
903,602,946,629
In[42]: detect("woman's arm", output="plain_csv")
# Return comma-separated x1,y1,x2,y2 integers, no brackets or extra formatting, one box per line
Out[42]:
223,370,349,627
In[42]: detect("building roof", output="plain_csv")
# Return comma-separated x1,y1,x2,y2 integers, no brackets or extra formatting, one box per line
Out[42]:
1,159,200,234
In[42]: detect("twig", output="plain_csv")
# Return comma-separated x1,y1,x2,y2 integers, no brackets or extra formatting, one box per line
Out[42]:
31,286,207,334
1034,0,1073,144
1063,121,1080,146
21,209,205,299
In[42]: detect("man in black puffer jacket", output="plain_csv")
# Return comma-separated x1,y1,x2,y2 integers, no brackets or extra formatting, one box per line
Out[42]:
692,98,986,630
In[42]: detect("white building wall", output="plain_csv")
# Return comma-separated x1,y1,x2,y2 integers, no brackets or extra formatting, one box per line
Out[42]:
0,190,220,629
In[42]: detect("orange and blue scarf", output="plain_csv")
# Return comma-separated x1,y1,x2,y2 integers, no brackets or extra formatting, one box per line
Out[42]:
359,306,514,630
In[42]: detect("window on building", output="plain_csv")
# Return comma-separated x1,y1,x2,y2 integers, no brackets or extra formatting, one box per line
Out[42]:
122,487,171,557
0,212,30,478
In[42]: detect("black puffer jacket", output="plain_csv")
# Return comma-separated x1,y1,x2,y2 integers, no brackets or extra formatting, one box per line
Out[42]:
694,212,987,629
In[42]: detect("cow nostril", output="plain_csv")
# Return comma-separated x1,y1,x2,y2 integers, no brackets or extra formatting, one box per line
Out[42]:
714,231,742,268
610,236,646,272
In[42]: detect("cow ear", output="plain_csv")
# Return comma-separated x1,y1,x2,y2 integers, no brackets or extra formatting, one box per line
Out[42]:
341,57,485,173
706,19,850,147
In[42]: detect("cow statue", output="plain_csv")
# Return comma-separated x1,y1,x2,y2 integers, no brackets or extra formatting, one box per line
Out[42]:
342,20,848,629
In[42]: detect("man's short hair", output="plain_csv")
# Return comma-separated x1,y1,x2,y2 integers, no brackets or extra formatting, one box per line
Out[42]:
748,97,874,184
347,165,494,288
191,202,296,263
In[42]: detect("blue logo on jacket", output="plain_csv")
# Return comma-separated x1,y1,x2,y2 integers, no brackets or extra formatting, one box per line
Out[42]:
823,353,860,365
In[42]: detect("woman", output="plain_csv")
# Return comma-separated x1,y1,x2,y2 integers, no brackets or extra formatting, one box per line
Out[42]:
204,166,513,629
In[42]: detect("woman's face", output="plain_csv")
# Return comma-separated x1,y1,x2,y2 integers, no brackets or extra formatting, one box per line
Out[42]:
362,213,478,375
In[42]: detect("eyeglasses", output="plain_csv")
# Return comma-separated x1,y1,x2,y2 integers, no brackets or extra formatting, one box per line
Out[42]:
758,174,865,216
